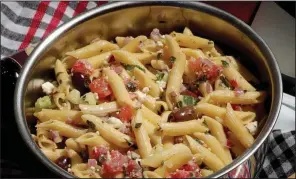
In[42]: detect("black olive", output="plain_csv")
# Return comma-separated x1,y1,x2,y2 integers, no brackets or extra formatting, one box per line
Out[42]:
170,106,196,122
126,81,137,92
55,156,71,171
71,72,90,95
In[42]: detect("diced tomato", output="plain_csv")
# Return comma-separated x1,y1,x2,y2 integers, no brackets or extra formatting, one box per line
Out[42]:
180,161,199,171
127,160,143,178
188,57,222,82
206,65,222,82
102,150,127,176
188,57,202,72
91,146,109,160
71,59,93,75
168,170,191,178
231,104,242,111
112,105,134,122
230,80,239,88
181,90,199,98
89,77,112,98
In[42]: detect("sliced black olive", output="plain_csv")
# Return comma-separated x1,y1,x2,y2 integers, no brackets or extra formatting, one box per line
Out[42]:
55,156,71,171
170,106,196,122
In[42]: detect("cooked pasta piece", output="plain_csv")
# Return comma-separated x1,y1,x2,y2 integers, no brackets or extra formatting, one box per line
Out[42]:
103,68,134,107
171,32,214,49
122,35,147,52
34,109,84,125
141,143,191,168
209,90,266,104
81,114,134,148
134,68,161,97
55,59,72,95
165,35,186,109
131,110,152,158
66,40,119,59
195,103,256,124
159,120,208,136
185,135,225,172
79,102,119,116
224,103,255,148
36,120,87,138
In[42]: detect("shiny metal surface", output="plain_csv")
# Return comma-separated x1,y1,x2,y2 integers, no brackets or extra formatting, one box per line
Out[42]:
14,2,282,178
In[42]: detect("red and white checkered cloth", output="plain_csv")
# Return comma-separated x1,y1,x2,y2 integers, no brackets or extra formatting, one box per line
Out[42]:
1,1,107,59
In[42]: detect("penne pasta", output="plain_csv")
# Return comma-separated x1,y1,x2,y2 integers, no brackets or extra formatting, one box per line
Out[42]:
112,50,156,79
36,120,87,138
79,102,119,117
171,32,214,49
203,116,232,161
228,132,246,157
185,135,225,172
86,52,111,69
193,132,232,165
154,152,193,177
159,120,208,136
81,114,134,148
134,68,161,97
131,110,153,158
141,143,191,168
122,35,147,52
34,109,84,125
103,68,134,107
66,40,119,59
195,103,256,124
165,35,186,109
209,90,266,104
224,103,255,148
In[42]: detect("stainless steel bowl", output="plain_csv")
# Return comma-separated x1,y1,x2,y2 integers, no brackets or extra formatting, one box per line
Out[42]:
14,2,282,178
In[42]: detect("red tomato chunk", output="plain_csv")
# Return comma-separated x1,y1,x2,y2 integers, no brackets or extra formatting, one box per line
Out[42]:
89,77,112,99
72,59,93,75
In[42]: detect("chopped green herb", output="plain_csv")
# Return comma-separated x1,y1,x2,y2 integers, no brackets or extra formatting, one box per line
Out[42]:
195,138,203,144
169,56,176,63
208,41,214,45
190,172,195,177
220,76,231,89
161,161,165,166
123,64,145,72
203,120,208,127
87,120,96,131
135,123,142,129
182,95,198,106
157,53,162,60
98,155,106,164
156,72,165,81
221,60,229,68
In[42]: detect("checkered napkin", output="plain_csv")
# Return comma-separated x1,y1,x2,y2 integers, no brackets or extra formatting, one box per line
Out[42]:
1,2,295,178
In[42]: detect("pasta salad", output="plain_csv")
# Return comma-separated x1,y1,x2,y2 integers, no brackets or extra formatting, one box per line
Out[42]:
32,27,266,178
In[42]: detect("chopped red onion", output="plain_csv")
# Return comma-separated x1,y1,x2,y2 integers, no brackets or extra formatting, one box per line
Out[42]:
88,159,97,168
200,58,214,67
225,139,233,149
150,28,161,41
234,87,244,96
180,85,187,92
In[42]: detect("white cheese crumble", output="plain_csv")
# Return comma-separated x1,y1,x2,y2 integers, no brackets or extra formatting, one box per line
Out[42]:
106,117,123,129
156,81,166,92
41,82,55,94
135,90,147,103
142,87,150,93
245,121,258,135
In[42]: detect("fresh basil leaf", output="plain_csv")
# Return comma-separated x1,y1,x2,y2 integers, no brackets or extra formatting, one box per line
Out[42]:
156,72,165,81
220,76,231,89
123,64,145,72
182,95,198,106
135,65,145,72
